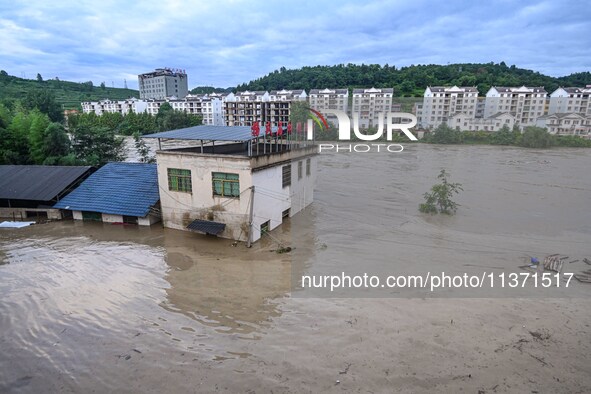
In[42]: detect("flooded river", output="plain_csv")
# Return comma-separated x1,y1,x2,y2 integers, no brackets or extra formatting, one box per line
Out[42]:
1,145,590,393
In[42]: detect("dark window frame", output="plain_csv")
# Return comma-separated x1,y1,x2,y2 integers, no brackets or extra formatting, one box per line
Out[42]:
282,165,291,188
212,172,240,198
168,168,192,193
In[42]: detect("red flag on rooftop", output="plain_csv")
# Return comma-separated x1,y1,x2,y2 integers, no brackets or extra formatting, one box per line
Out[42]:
265,121,271,135
287,122,292,134
277,121,283,136
251,121,260,137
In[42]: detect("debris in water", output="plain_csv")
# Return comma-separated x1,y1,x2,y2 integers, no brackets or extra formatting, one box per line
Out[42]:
543,255,564,273
274,246,292,254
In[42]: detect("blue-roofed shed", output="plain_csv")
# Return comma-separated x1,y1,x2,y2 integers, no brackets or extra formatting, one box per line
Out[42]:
54,162,161,226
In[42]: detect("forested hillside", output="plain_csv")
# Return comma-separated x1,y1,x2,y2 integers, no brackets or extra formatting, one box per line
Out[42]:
0,70,139,109
237,62,591,96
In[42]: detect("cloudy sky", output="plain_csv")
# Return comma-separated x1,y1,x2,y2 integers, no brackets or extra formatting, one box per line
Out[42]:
1,0,589,89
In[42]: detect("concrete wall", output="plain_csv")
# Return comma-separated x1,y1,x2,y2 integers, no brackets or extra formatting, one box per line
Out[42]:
0,207,63,221
71,210,160,226
138,213,162,226
156,152,254,239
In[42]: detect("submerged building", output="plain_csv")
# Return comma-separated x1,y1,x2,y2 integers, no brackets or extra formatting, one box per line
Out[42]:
144,125,317,243
54,162,161,226
0,165,93,220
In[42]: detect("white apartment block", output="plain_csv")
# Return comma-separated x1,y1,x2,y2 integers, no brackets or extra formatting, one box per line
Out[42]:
484,86,547,128
308,89,349,122
548,87,591,116
138,68,189,100
536,113,591,137
449,112,516,132
351,88,394,128
420,86,479,129
145,94,224,126
81,98,147,115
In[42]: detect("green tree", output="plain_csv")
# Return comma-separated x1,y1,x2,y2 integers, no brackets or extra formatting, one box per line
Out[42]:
24,90,64,122
36,73,43,82
424,124,464,144
28,110,51,163
490,125,519,145
100,82,106,90
419,169,463,215
70,124,125,166
42,123,71,164
133,132,156,163
519,126,554,148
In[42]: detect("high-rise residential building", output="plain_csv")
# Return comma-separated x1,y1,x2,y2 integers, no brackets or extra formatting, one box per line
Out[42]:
350,88,393,128
548,87,591,116
484,86,547,127
420,86,479,129
138,68,189,100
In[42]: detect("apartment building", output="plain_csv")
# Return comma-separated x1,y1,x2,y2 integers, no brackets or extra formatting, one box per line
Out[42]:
145,95,224,125
350,88,394,128
536,113,591,136
266,89,307,125
81,98,147,115
308,89,349,122
224,91,268,126
224,90,307,127
138,68,189,100
420,86,479,129
484,86,547,127
449,112,516,132
548,87,591,116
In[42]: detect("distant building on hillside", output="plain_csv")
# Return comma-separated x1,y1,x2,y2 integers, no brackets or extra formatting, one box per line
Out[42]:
146,94,224,125
224,90,307,127
81,98,147,115
448,112,516,132
484,86,547,128
420,86,479,129
350,87,394,129
308,88,349,124
548,87,591,116
138,68,188,100
536,113,591,137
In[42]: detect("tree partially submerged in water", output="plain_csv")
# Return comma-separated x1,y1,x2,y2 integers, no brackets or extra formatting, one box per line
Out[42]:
419,169,463,215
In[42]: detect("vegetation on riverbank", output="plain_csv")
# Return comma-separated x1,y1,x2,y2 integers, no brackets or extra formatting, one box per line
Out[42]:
422,124,591,148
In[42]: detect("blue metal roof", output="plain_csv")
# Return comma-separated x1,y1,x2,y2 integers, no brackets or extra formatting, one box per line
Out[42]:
143,125,254,141
54,163,159,218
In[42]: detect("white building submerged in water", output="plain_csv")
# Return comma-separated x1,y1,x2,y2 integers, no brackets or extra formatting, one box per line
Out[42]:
144,125,317,244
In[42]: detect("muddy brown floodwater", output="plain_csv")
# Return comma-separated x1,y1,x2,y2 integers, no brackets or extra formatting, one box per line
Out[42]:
1,144,590,393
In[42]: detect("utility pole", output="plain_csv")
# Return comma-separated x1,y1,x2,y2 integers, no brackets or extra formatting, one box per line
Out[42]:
246,186,255,248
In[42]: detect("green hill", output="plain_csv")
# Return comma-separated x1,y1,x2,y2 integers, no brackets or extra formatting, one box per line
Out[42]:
237,62,591,96
0,70,139,109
